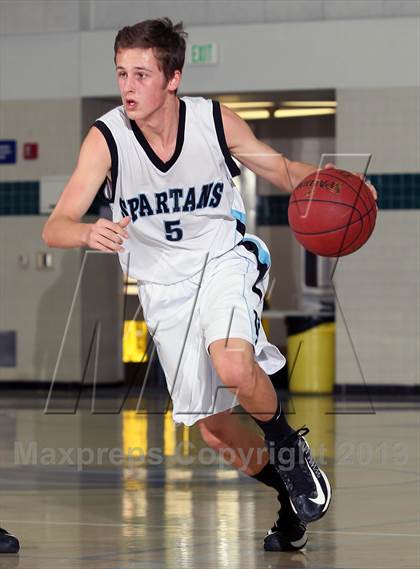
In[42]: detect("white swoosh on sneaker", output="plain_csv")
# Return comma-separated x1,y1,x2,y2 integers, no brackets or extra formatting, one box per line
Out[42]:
305,459,325,505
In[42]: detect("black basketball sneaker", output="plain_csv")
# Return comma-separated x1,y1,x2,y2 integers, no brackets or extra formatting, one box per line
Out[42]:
264,508,308,551
270,427,331,523
0,527,20,554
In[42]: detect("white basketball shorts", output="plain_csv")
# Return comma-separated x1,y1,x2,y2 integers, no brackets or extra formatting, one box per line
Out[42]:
137,234,286,426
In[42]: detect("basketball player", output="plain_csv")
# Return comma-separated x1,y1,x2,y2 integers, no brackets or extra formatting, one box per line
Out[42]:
0,527,19,553
43,19,376,552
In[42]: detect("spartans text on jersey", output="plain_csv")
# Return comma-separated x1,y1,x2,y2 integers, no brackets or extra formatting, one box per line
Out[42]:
119,181,224,222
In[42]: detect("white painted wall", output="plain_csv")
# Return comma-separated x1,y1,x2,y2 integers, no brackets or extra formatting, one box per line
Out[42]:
336,87,420,174
1,0,419,35
0,218,124,383
334,86,420,386
181,18,420,94
335,211,420,387
0,100,81,181
0,34,81,100
0,0,80,35
0,18,418,101
0,217,83,382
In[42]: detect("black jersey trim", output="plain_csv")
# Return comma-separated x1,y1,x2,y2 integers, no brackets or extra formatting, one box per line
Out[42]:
239,239,269,302
93,120,118,204
236,219,246,237
253,309,261,345
212,101,241,178
129,99,186,173
240,237,267,345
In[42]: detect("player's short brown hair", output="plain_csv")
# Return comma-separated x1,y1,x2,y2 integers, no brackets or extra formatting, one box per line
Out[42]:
114,18,188,82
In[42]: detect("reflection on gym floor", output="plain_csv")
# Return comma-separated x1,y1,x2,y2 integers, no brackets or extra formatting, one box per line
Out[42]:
0,394,418,569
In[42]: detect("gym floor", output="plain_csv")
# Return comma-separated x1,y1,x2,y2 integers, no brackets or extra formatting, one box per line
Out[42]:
0,391,418,569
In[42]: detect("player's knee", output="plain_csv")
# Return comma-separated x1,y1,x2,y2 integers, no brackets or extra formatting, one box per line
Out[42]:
216,355,257,398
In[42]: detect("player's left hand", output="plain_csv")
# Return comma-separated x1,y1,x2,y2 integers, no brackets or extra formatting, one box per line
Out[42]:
323,163,378,202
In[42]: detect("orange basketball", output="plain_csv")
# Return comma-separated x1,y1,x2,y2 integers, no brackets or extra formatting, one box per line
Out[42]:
288,168,377,257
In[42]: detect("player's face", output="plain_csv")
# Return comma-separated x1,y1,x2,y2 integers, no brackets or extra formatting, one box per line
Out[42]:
115,48,177,121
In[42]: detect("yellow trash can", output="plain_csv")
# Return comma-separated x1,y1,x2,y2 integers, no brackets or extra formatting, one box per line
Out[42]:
122,320,149,363
286,316,335,394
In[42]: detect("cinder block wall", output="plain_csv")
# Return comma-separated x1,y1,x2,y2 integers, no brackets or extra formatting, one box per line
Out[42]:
335,88,420,387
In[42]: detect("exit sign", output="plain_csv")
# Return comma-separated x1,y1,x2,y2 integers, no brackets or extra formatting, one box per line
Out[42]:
189,43,218,65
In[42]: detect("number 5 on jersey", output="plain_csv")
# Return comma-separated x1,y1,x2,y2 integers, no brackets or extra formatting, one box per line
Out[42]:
164,219,183,241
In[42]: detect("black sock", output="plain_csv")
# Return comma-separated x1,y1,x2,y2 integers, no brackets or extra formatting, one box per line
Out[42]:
251,461,295,515
253,397,294,441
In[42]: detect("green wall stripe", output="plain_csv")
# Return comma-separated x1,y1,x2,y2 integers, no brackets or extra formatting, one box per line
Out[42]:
257,173,420,226
1,173,419,219
0,181,39,215
0,181,100,216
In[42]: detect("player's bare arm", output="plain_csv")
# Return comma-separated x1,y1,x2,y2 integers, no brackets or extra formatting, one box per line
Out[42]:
42,127,130,251
221,105,378,201
221,104,316,193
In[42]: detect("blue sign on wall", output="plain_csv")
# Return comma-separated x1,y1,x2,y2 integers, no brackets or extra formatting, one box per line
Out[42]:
0,140,17,164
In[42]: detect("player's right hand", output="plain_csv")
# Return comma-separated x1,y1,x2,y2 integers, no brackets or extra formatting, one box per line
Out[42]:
86,216,131,252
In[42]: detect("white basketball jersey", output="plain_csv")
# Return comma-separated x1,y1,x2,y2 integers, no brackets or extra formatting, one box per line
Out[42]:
94,97,247,284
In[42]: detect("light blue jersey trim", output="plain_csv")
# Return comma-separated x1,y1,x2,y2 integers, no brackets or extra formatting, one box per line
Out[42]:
243,236,271,267
231,209,246,224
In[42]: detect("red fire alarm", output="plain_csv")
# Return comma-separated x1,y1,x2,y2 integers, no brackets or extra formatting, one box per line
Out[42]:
23,143,38,160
